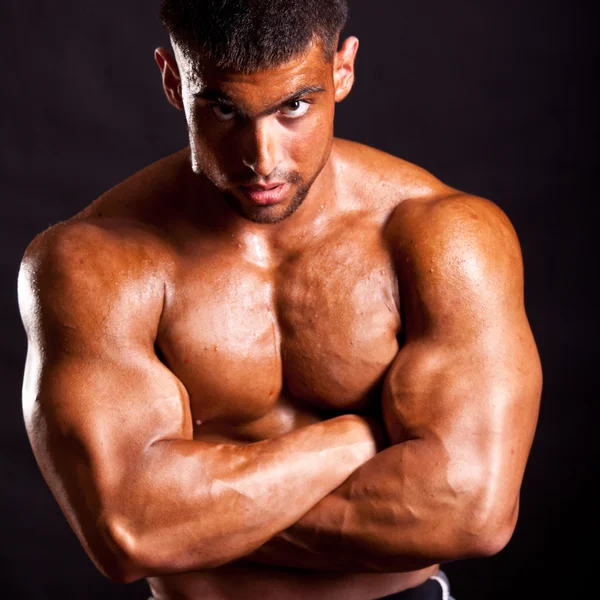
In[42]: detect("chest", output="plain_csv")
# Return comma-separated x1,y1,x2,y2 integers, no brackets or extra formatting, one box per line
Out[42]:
157,225,401,429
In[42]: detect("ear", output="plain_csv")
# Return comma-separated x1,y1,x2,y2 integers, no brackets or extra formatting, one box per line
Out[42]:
333,36,359,103
155,47,184,111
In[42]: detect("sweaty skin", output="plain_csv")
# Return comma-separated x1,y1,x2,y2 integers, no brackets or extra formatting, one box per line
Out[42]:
18,38,542,600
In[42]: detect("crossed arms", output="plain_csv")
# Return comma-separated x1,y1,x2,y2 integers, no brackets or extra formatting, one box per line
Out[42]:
18,193,542,582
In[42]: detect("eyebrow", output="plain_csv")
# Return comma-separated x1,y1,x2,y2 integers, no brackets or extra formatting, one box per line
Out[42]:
193,85,326,118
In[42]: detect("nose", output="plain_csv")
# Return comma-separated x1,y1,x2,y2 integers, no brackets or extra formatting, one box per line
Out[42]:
240,118,283,178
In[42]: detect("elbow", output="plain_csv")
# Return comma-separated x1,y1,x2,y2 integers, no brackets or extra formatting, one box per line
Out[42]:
96,515,228,583
89,514,178,584
478,505,519,558
88,517,149,584
454,496,519,560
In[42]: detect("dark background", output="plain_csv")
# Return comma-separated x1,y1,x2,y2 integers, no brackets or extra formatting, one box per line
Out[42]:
2,1,596,598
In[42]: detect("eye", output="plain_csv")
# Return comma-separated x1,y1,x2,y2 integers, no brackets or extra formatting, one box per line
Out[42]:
210,104,237,121
280,100,310,119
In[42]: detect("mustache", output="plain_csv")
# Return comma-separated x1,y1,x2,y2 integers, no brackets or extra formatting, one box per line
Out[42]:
231,171,302,187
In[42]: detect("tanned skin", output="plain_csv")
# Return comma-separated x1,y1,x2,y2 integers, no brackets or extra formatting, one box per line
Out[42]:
18,36,542,600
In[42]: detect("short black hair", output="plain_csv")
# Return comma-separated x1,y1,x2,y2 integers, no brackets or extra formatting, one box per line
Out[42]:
159,0,349,72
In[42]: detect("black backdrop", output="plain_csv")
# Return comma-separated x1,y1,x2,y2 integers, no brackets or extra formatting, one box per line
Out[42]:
1,1,596,599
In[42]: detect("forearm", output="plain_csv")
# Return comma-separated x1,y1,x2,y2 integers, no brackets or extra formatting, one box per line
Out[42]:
98,414,376,580
246,438,485,573
247,365,535,572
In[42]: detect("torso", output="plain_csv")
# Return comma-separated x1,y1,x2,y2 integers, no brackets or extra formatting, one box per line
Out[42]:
158,207,401,444
76,138,451,599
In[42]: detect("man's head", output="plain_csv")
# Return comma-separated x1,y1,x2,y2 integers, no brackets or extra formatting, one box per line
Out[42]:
155,0,358,224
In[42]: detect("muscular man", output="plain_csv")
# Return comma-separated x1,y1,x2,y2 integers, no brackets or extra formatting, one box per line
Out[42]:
18,1,542,599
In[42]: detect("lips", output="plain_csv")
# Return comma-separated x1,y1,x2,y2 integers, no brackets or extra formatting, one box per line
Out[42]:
239,182,290,205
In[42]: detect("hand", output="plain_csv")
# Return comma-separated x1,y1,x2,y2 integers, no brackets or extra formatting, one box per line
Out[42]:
361,414,390,453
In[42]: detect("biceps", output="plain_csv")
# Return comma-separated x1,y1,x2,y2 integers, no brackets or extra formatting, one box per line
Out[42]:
24,350,191,496
383,338,540,536
382,340,472,444
381,334,540,453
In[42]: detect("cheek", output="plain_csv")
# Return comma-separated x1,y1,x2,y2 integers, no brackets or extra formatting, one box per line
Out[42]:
288,109,334,166
181,95,234,179
186,111,230,173
186,107,212,148
184,127,228,184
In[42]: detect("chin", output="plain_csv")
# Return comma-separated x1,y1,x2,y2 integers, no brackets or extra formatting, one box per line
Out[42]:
227,184,311,225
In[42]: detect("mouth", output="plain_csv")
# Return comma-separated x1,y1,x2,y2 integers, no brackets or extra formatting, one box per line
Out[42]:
239,182,290,205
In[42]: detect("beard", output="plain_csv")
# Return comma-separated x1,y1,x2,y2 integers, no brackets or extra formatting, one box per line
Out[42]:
223,180,311,224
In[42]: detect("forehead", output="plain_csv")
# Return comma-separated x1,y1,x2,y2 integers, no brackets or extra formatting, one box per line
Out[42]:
178,42,334,101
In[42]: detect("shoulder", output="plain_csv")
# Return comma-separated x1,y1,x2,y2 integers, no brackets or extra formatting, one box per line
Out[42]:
385,192,524,321
332,138,519,252
18,217,171,347
387,192,520,263
332,139,520,262
332,138,452,212
20,216,171,287
78,147,192,225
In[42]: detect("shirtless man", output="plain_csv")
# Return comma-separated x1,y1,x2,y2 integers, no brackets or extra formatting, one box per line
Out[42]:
17,1,542,599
